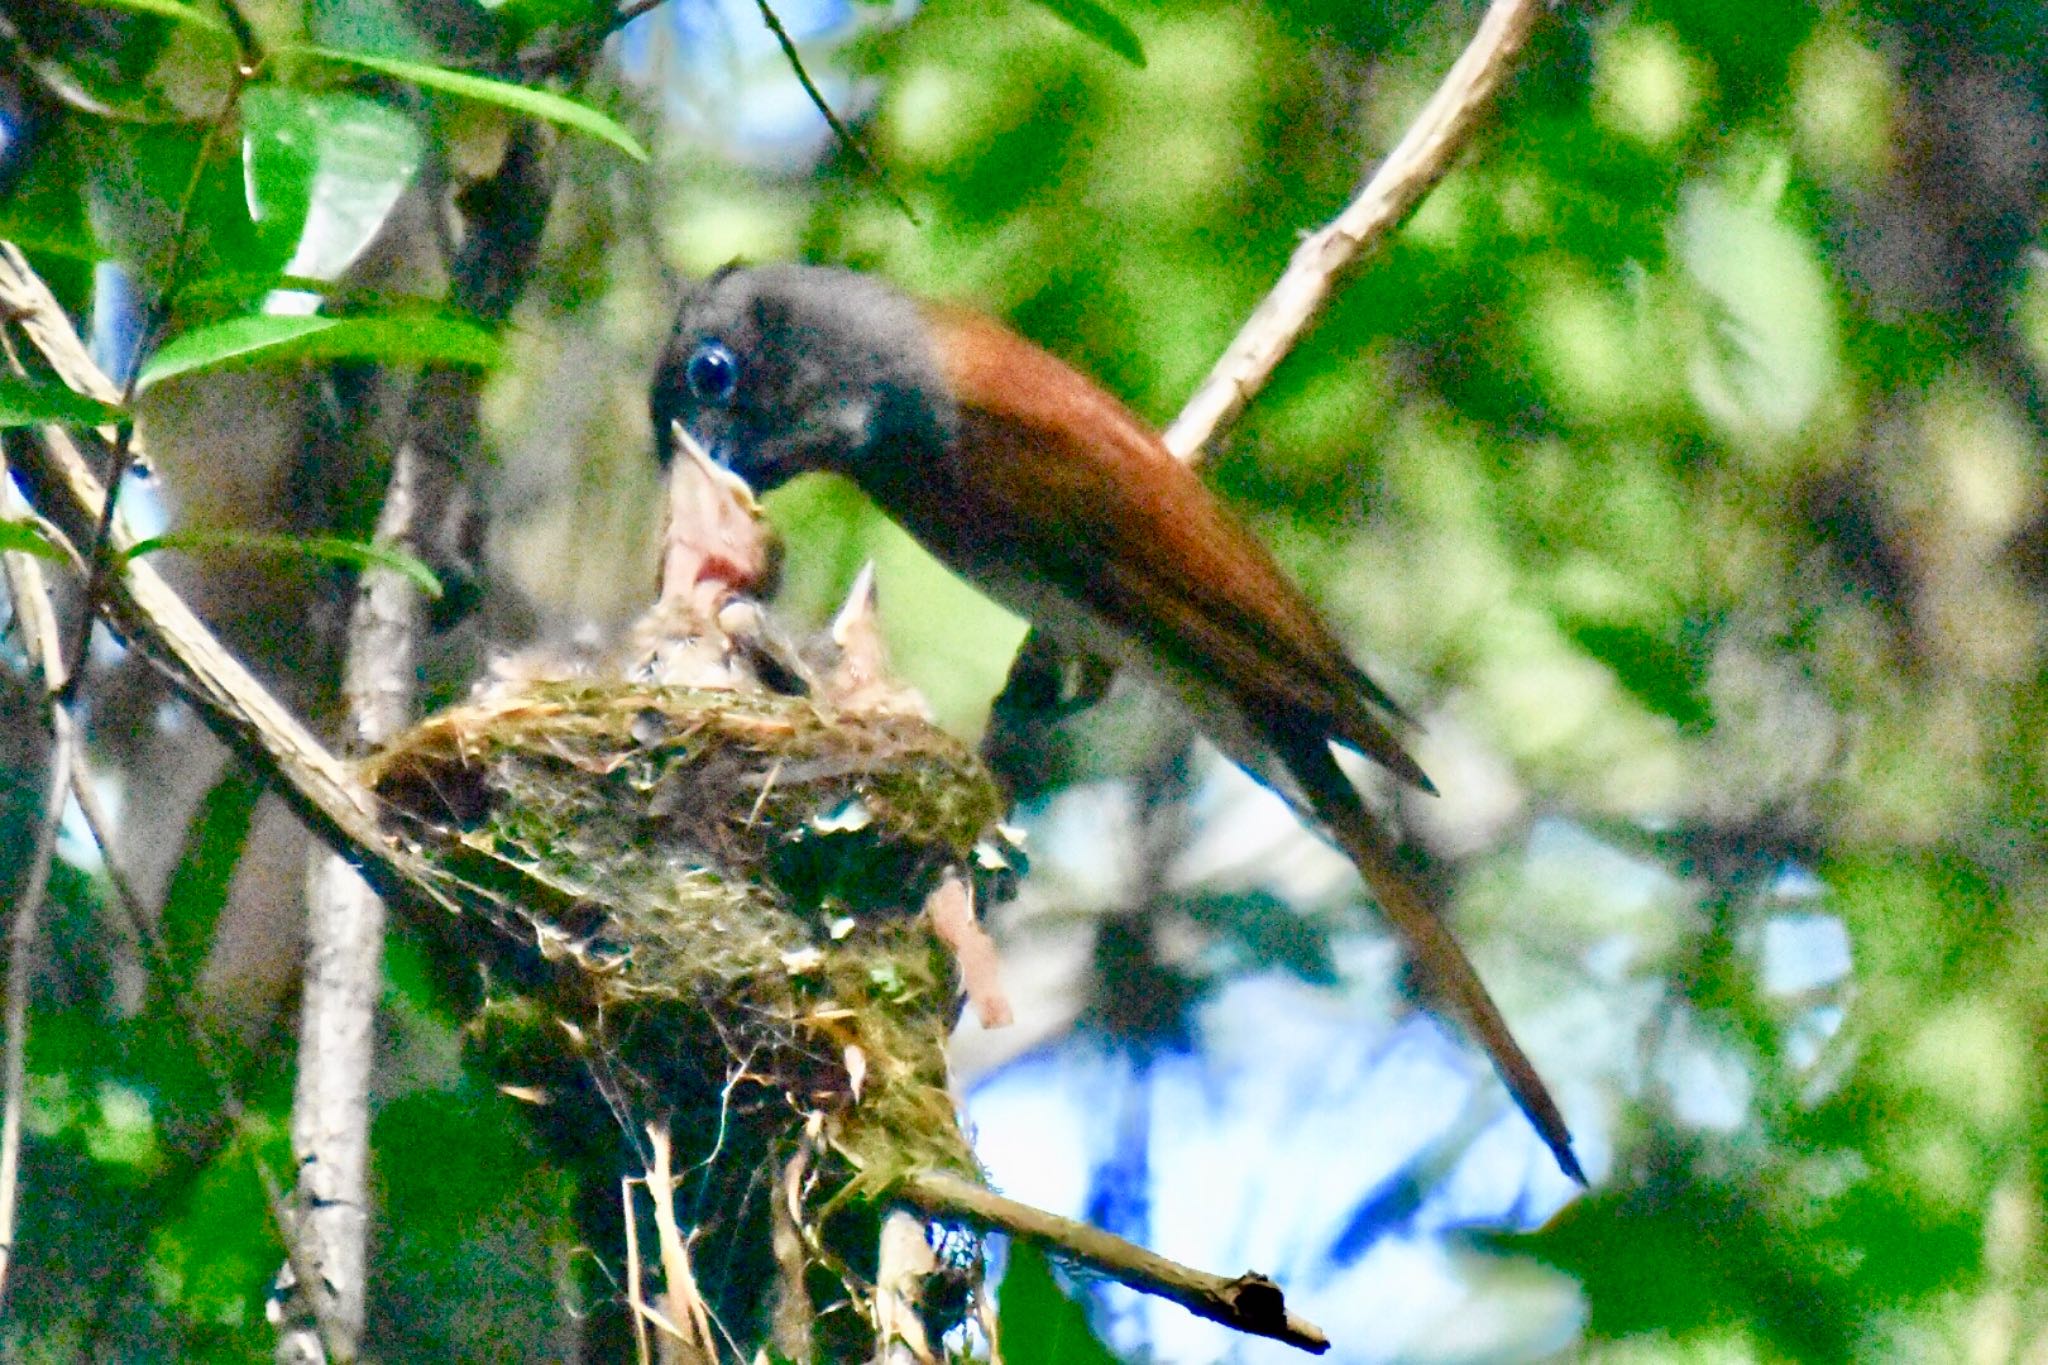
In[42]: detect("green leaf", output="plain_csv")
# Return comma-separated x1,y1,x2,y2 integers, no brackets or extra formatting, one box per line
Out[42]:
1560,615,1715,733
0,519,69,564
997,1240,1122,1365
286,46,650,162
173,270,450,311
1028,0,1145,66
155,763,264,993
0,376,125,430
88,122,267,290
136,312,498,388
119,529,445,598
240,85,424,283
60,0,234,38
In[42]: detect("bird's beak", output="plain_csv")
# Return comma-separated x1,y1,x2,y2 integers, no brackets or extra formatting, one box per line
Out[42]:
660,420,768,605
669,422,760,513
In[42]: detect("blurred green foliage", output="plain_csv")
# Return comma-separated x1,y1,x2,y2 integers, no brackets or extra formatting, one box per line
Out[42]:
3,0,2047,1358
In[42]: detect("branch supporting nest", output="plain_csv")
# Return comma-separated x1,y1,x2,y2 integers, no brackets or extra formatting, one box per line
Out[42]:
0,250,443,916
894,1170,1330,1355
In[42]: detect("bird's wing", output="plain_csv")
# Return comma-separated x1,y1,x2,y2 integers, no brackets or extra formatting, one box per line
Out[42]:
919,308,1427,787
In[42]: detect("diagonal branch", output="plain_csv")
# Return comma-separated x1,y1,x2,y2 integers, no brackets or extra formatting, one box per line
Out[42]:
1162,0,1547,462
0,251,440,914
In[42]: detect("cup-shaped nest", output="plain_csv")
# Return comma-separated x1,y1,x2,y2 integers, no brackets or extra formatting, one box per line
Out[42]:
363,677,1015,1351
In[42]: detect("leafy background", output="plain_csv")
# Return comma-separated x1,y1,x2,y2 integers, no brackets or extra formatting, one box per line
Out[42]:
2,0,2046,1359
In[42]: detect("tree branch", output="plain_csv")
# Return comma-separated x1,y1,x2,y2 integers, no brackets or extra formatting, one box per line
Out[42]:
896,1170,1329,1354
0,523,74,1310
1161,0,1546,462
274,449,427,1365
0,247,441,913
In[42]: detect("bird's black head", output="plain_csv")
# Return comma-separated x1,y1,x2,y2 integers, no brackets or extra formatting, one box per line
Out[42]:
651,264,958,496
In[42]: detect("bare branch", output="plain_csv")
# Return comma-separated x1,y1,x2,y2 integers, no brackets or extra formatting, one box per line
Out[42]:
644,1121,719,1363
274,446,429,1365
1162,0,1546,462
894,1170,1330,1355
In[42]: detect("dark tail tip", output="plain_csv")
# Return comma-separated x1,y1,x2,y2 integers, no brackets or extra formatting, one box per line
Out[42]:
1514,1088,1585,1185
1551,1135,1588,1187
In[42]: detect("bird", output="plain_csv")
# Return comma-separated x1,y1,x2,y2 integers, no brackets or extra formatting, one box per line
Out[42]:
650,263,1582,1184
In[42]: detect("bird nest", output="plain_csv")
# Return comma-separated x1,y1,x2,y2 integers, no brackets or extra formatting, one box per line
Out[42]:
363,677,1015,1357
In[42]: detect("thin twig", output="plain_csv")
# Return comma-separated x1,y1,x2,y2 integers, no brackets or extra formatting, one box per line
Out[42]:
0,342,110,1309
767,1142,814,1362
623,1176,654,1365
1161,0,1546,462
749,0,919,223
59,75,246,705
894,1170,1330,1356
0,246,441,914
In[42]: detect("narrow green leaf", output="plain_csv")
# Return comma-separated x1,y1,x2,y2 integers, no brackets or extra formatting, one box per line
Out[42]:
0,375,125,430
120,529,445,598
156,764,264,992
136,312,498,388
60,0,234,37
287,46,650,162
0,519,70,563
1028,0,1145,66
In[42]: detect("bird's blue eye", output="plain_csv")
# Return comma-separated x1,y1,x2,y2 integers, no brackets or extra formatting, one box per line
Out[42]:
686,341,739,404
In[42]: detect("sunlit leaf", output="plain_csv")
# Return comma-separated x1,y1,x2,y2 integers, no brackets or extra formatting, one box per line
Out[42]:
89,122,270,289
286,46,650,161
1028,0,1145,66
1676,180,1840,458
0,376,125,430
119,529,445,598
136,312,498,387
146,1122,290,1350
172,270,458,311
0,518,70,563
240,85,424,284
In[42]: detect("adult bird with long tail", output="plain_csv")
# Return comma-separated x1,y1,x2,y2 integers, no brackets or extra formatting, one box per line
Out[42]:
651,264,1582,1183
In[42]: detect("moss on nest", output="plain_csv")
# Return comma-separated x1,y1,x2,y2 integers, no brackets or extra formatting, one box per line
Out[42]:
363,678,1013,1352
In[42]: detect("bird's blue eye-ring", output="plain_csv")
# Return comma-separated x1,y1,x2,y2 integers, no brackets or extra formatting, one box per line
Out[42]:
686,340,740,404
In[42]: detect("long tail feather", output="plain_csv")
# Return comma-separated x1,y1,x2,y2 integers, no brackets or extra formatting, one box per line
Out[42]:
1282,736,1584,1184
